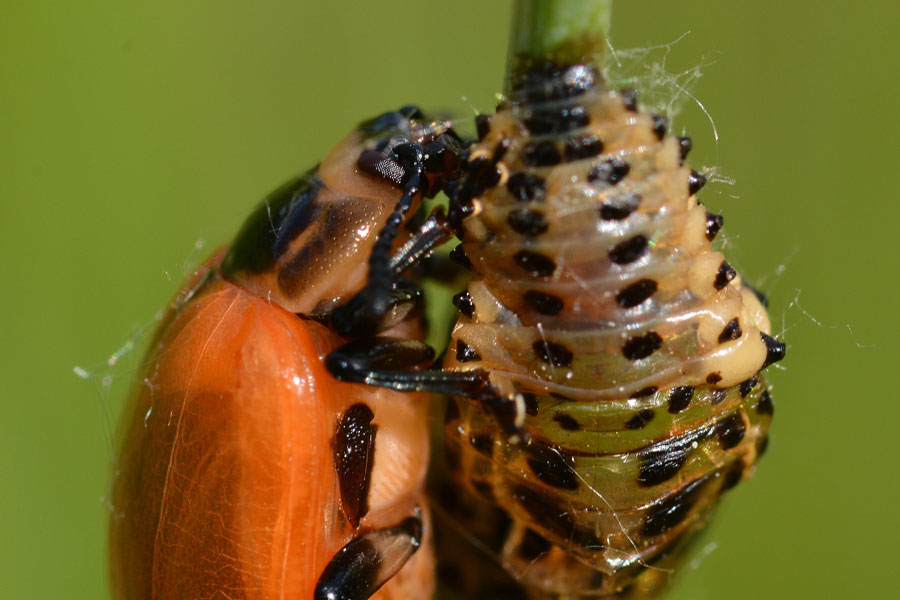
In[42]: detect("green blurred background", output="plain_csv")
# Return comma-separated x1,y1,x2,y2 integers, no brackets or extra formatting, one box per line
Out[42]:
2,1,898,598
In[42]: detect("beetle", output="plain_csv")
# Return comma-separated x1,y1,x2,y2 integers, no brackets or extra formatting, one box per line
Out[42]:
107,106,464,600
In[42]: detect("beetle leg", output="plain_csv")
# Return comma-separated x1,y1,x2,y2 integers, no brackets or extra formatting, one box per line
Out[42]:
326,338,526,438
388,206,454,276
314,513,424,600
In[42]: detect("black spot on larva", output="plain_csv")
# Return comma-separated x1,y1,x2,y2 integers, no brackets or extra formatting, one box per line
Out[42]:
677,136,693,161
738,376,759,398
760,333,786,368
475,114,491,141
638,437,693,487
625,409,656,430
523,104,589,135
332,403,377,528
705,211,724,241
522,141,561,167
630,386,658,399
467,156,502,192
641,477,705,537
714,413,746,450
609,234,649,264
532,340,574,367
616,278,657,308
706,372,723,385
491,138,510,164
621,88,638,111
514,250,556,277
449,244,473,270
756,389,774,416
512,63,598,103
710,389,728,405
507,172,546,202
507,208,549,236
718,317,743,344
714,260,737,290
652,115,669,140
622,331,662,360
520,392,539,417
525,442,578,490
564,134,604,161
456,340,482,363
688,170,707,195
668,386,694,414
600,192,641,221
553,412,581,431
444,399,461,424
523,290,564,315
517,529,553,562
721,461,745,493
588,158,630,185
469,432,494,457
451,290,475,318
511,484,576,540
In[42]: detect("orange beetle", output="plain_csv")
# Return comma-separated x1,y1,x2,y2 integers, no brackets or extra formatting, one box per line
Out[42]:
108,107,463,600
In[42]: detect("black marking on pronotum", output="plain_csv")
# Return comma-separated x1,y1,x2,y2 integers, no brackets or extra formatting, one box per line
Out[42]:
522,141,561,167
553,412,581,431
475,114,491,141
508,208,549,236
525,441,578,490
714,261,737,290
514,250,556,277
718,317,743,344
688,170,707,195
625,409,655,430
532,340,574,367
714,413,746,450
608,234,649,264
510,484,576,540
677,136,693,162
599,193,641,221
705,211,724,241
755,389,775,415
523,104,589,135
622,331,662,360
667,386,694,414
333,403,377,528
760,333,786,368
616,279,657,308
469,432,495,457
641,477,706,537
523,290,564,315
456,340,482,363
507,172,546,202
652,115,669,140
621,88,638,111
449,244,473,269
452,290,475,318
588,158,630,185
314,517,423,600
563,134,603,161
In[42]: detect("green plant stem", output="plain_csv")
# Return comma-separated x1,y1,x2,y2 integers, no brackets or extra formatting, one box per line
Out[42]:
505,0,613,94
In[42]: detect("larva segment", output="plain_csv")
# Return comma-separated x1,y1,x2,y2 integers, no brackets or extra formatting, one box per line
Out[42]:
441,65,783,598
